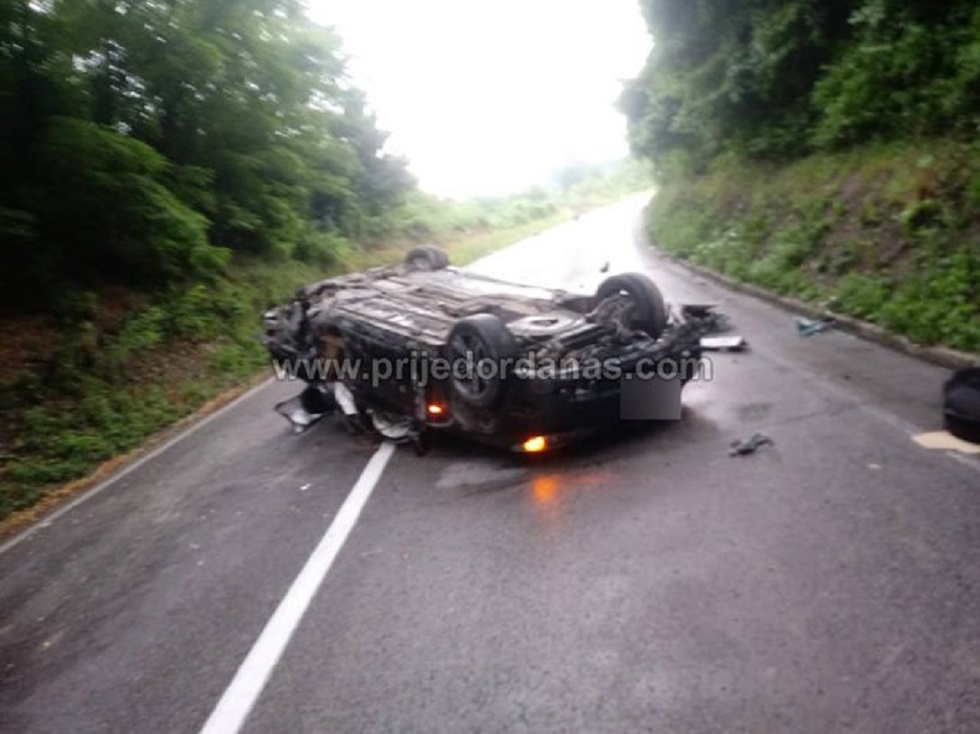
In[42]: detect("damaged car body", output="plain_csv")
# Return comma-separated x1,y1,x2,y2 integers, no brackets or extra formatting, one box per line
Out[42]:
261,245,716,452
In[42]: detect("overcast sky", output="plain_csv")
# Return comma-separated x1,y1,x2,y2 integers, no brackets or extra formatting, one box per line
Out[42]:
306,0,650,199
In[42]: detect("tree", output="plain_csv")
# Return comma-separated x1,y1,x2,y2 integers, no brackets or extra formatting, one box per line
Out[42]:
0,0,419,304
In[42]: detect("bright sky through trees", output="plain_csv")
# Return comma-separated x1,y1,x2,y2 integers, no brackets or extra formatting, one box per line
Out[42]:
307,0,650,198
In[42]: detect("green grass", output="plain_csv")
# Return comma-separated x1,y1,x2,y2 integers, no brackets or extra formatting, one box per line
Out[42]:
0,259,323,520
648,139,980,353
445,210,573,265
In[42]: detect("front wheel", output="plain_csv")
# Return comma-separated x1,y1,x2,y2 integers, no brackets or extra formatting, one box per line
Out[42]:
446,314,519,409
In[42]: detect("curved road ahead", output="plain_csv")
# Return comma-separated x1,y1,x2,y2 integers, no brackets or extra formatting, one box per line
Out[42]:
2,196,979,733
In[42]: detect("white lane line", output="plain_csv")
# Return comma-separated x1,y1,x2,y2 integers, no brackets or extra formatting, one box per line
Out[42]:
199,441,396,734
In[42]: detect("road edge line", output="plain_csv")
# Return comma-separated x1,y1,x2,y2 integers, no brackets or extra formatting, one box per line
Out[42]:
0,377,273,556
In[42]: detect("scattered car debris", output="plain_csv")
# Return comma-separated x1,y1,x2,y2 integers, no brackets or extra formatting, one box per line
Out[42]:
681,304,731,334
913,431,980,455
795,317,835,337
274,394,326,433
700,335,748,352
370,411,413,440
274,383,344,433
943,367,980,445
679,304,747,352
729,432,773,456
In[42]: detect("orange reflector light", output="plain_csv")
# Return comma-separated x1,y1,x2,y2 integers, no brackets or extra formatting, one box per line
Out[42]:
426,403,445,417
522,436,549,453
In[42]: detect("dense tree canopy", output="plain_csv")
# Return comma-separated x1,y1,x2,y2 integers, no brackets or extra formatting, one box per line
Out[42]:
622,0,980,173
0,0,414,305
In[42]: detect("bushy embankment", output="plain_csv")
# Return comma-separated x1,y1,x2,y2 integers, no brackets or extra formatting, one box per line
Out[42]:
648,140,980,352
0,260,320,521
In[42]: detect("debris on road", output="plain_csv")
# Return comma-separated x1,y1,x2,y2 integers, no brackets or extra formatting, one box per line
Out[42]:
913,431,980,455
681,304,731,334
370,411,412,440
795,317,835,337
700,335,747,352
274,395,324,433
274,383,339,433
680,304,747,352
729,432,773,456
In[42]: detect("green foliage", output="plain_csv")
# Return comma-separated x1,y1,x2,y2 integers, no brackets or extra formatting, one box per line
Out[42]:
0,0,416,305
624,0,980,171
622,0,852,169
0,258,322,519
165,285,225,340
812,2,980,148
647,141,980,352
835,274,892,318
33,117,226,285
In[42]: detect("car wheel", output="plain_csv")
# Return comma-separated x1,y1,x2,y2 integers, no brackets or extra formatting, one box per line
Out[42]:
405,244,450,271
595,272,668,339
446,314,518,409
944,367,980,444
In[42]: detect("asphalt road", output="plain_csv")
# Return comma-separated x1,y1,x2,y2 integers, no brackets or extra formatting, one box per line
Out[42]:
2,195,980,734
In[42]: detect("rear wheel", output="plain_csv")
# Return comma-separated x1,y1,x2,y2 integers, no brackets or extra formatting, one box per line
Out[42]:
595,272,667,339
405,244,449,271
446,314,518,409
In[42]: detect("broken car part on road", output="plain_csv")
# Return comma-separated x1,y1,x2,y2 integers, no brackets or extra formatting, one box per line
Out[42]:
729,432,774,457
795,317,836,337
682,303,748,352
700,335,748,352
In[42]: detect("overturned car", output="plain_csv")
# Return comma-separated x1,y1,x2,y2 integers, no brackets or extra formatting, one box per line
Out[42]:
261,245,709,453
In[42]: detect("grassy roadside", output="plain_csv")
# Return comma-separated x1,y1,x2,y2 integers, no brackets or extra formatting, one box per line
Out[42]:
0,198,620,529
344,209,574,271
647,140,980,353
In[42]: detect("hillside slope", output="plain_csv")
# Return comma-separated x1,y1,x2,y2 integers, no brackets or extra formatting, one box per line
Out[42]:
647,140,980,352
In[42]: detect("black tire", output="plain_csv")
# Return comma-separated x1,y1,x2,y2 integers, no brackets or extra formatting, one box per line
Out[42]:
405,244,450,271
595,272,668,338
411,429,433,456
944,367,980,444
446,314,519,409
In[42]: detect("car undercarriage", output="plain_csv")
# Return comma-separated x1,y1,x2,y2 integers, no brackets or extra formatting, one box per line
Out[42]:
261,246,720,453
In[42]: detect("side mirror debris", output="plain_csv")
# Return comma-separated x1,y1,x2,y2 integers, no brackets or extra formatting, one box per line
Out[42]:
729,432,773,457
